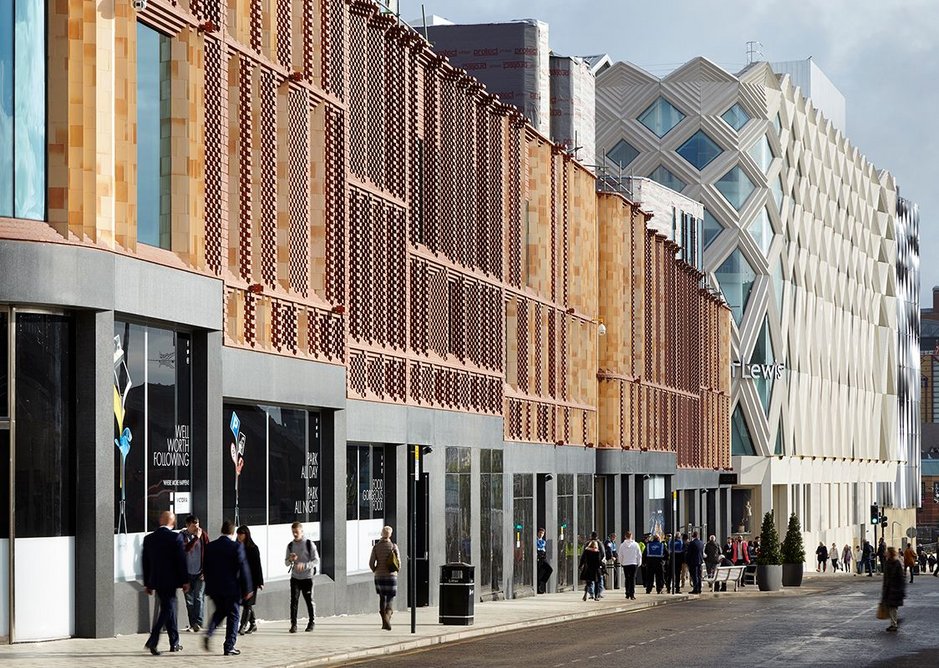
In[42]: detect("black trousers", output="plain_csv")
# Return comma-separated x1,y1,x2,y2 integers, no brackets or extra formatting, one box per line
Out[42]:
146,588,180,650
622,564,637,598
645,559,663,593
207,596,241,653
290,578,315,624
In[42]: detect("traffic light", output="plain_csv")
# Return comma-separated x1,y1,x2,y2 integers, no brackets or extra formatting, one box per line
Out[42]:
870,504,879,525
880,515,888,525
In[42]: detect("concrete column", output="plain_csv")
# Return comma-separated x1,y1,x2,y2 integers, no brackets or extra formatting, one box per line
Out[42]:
75,309,115,638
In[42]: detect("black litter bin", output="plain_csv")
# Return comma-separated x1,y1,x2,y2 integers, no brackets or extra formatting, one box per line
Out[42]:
439,563,475,625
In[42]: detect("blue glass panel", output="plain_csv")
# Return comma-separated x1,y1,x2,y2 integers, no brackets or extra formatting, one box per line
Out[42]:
748,136,773,174
715,166,755,210
702,209,723,249
0,1,12,217
722,103,750,131
750,315,775,414
13,0,45,219
676,130,722,170
732,405,756,456
137,24,171,248
748,208,772,255
638,97,684,138
649,165,685,192
715,248,755,325
606,139,638,169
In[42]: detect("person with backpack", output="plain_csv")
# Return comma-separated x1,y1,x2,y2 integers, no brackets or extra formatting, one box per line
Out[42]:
285,521,320,633
369,525,400,630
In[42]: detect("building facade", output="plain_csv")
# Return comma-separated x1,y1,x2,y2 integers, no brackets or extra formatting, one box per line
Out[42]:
596,57,920,552
0,0,732,643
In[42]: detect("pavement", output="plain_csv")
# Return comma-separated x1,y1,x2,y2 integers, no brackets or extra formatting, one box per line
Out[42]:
0,574,829,667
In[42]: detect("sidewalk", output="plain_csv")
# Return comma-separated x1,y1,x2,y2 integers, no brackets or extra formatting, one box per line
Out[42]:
0,583,804,667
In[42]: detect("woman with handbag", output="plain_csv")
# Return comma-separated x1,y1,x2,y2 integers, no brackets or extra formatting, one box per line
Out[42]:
369,525,400,630
579,539,604,601
236,525,264,635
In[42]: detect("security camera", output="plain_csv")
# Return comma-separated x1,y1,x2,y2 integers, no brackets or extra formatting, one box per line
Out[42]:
132,0,148,11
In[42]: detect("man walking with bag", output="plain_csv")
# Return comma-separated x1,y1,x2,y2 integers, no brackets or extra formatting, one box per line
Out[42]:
286,521,320,633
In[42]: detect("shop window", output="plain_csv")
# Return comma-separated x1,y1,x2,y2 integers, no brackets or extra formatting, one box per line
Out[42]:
556,474,574,589
643,475,665,536
479,449,503,594
445,446,472,563
576,474,594,550
15,313,74,538
346,443,386,573
222,405,266,526
0,0,46,220
136,22,172,248
513,473,533,591
114,322,193,535
731,488,753,534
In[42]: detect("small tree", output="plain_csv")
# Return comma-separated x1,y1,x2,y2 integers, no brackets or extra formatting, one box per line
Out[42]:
780,512,806,565
756,510,781,565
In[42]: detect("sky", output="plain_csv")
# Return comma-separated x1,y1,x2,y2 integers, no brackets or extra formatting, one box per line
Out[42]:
417,0,939,304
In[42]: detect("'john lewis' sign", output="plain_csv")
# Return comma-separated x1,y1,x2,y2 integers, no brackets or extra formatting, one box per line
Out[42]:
731,361,786,379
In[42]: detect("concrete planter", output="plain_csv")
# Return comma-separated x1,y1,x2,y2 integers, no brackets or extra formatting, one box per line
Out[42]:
781,563,804,587
757,564,783,591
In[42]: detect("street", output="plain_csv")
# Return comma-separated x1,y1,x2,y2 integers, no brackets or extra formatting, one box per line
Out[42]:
352,575,939,667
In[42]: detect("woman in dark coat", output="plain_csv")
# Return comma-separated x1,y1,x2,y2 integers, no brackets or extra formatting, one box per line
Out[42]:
880,546,906,632
236,525,264,634
579,540,604,601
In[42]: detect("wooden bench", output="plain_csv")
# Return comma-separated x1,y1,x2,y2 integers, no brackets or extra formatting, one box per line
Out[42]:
702,565,746,591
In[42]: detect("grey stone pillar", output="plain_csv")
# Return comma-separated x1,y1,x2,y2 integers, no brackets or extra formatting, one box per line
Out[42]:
75,309,115,638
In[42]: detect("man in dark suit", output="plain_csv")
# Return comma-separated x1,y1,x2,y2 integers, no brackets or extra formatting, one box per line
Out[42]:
685,530,705,594
142,510,190,656
203,519,254,656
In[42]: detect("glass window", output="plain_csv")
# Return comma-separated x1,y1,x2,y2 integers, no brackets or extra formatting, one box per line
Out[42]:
676,130,722,171
774,422,784,456
556,473,574,589
731,488,753,534
748,208,772,255
513,473,533,591
748,136,774,174
643,475,666,536
15,313,74,537
137,23,171,249
721,103,750,131
772,257,784,312
269,407,315,524
345,443,384,521
445,446,471,563
0,0,46,219
605,139,639,169
751,316,775,414
773,112,782,135
480,449,503,593
576,474,593,552
649,165,685,192
223,404,267,526
114,322,146,534
0,310,7,417
772,175,784,213
714,249,756,325
637,97,685,138
731,405,756,456
0,430,8,538
715,166,755,210
702,209,723,250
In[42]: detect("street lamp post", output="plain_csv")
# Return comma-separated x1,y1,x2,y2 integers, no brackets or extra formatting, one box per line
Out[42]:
410,444,418,635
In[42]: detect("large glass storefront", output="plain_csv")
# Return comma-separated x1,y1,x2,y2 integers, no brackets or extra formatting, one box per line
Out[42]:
445,446,471,564
346,442,384,573
512,473,533,595
479,449,503,596
0,308,75,641
556,474,574,590
223,404,323,579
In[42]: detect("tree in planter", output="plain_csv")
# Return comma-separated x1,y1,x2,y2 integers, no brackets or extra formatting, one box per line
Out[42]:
781,513,806,564
757,510,781,565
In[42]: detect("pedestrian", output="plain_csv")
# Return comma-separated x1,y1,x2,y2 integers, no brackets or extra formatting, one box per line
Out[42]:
877,537,887,573
722,536,734,564
643,534,665,594
880,546,906,632
861,540,875,576
917,545,926,575
285,521,320,633
604,532,618,565
237,525,264,635
180,515,209,632
928,552,937,576
830,542,840,572
816,541,829,572
685,531,704,594
536,528,553,594
704,535,721,578
841,544,853,575
617,531,642,600
669,533,685,594
203,519,253,656
589,531,607,598
854,544,863,574
368,525,400,630
142,510,190,656
579,539,604,601
902,544,917,584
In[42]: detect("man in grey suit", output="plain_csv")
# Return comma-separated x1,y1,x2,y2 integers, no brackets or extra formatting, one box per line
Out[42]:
203,519,253,656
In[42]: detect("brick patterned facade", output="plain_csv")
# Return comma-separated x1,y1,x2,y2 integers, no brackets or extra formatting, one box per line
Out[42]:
12,0,731,465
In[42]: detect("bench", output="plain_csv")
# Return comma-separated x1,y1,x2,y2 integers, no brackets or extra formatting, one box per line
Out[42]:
702,564,746,591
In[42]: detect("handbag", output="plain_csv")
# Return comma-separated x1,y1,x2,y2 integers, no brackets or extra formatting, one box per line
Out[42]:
876,603,889,620
387,547,400,573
